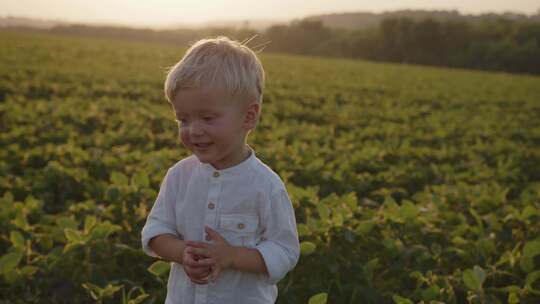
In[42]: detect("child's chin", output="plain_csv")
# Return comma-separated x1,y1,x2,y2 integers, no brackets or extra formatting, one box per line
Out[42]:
194,154,213,163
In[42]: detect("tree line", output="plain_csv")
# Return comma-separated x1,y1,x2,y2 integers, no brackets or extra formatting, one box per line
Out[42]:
264,18,540,75
9,15,540,75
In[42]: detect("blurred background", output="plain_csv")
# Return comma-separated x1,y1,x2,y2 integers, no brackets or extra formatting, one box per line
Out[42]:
2,0,540,74
1,1,540,304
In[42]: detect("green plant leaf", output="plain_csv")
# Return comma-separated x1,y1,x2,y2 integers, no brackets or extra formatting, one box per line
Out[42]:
477,238,496,258
0,251,23,274
297,224,311,237
384,197,404,223
400,200,419,220
332,212,343,226
129,294,149,304
148,260,170,277
82,283,102,300
421,284,440,301
56,217,78,230
105,185,121,201
300,241,316,255
132,172,150,188
463,266,486,291
3,269,19,284
473,266,486,285
110,171,129,186
11,214,29,231
308,292,328,304
317,204,330,221
355,220,375,235
20,265,38,277
521,205,540,220
64,228,83,243
63,242,83,254
508,292,520,304
90,222,122,240
520,256,534,273
102,284,123,298
525,270,540,296
10,231,25,249
523,240,540,258
84,216,97,234
469,208,484,235
393,295,414,304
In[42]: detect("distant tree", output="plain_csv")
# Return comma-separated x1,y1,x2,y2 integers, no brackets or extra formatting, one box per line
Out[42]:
265,20,332,55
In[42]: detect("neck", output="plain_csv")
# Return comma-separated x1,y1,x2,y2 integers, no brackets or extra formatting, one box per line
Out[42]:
212,144,251,170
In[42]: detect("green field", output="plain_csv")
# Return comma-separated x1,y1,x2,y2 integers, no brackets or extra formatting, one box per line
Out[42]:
1,30,540,303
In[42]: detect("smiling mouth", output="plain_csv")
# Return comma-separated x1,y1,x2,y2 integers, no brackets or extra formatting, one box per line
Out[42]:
194,143,213,148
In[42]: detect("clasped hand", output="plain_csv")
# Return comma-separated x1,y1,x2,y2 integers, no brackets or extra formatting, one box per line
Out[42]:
182,226,235,284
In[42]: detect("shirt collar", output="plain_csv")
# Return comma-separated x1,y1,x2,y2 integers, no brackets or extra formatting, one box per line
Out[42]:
199,146,256,177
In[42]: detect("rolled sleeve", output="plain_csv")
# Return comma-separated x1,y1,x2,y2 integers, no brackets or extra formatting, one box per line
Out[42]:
141,168,179,258
255,189,300,284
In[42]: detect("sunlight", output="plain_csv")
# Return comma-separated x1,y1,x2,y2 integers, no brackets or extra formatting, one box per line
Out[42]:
1,0,538,28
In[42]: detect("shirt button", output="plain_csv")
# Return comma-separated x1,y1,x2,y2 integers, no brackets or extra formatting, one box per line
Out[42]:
205,234,211,241
237,223,245,230
213,171,220,178
208,202,215,210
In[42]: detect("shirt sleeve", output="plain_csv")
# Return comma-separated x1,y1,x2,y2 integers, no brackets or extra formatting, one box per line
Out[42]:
140,167,179,258
255,188,300,285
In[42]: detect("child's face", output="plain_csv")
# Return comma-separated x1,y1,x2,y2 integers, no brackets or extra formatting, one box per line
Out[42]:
172,87,256,170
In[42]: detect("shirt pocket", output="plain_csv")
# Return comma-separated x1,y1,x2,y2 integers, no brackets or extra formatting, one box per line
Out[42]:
218,214,259,247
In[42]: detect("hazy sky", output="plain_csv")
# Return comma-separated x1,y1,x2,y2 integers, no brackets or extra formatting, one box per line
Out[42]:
1,0,539,28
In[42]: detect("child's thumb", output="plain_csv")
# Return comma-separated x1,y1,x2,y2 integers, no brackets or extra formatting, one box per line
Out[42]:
205,226,224,242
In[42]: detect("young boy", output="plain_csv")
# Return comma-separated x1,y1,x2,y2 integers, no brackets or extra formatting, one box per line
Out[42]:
141,36,300,304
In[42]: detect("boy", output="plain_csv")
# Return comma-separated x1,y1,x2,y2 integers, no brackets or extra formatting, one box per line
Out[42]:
141,36,300,304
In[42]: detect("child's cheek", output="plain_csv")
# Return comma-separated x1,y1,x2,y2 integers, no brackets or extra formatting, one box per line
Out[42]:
179,128,190,145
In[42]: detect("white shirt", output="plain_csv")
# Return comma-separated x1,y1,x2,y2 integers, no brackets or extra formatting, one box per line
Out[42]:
141,149,300,304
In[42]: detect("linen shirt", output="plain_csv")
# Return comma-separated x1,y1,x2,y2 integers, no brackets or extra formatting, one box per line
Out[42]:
141,149,300,304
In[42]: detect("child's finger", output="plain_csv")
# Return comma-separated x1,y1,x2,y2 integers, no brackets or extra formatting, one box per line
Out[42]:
189,246,211,258
184,258,198,267
185,248,204,262
183,252,201,267
188,273,209,285
187,265,211,277
185,265,211,283
196,257,215,267
185,240,207,248
196,266,212,276
205,226,226,243
185,246,202,254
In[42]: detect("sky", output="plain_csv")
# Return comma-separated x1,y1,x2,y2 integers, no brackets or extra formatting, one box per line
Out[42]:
1,0,539,28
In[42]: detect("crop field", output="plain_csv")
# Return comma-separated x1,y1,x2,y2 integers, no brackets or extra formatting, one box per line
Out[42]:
1,30,540,303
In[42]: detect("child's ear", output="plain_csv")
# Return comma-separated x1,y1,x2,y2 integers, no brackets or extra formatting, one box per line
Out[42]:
243,101,260,130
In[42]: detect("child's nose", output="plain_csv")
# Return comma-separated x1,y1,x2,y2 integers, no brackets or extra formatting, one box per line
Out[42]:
189,122,204,137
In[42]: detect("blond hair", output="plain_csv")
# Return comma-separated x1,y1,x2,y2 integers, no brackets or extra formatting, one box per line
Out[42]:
164,36,265,104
